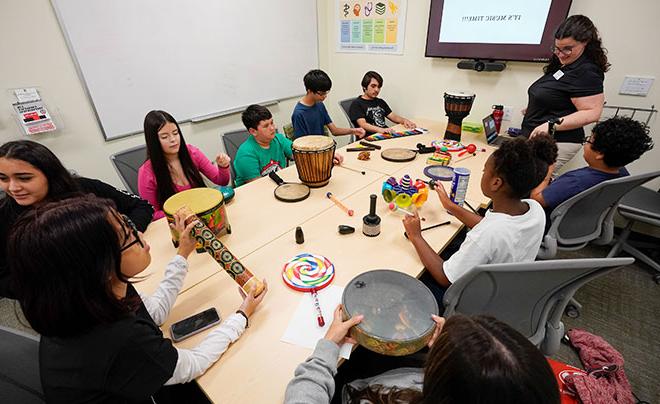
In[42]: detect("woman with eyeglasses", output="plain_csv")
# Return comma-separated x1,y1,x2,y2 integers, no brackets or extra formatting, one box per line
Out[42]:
522,15,609,175
138,110,231,220
0,140,154,299
9,195,267,403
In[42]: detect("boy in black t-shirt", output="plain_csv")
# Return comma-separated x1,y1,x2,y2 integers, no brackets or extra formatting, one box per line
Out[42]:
348,71,416,135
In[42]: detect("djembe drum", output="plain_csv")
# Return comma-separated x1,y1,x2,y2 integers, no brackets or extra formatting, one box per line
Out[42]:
342,270,439,356
443,91,475,141
163,187,230,253
292,135,336,188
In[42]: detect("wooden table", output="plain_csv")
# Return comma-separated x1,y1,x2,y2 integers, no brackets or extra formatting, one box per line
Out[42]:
135,119,494,403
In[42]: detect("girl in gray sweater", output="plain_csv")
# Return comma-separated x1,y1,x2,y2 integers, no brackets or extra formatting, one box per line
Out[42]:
285,308,559,403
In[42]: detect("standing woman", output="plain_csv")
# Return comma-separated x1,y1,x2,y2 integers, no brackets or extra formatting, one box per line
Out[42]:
522,15,609,174
10,196,267,403
0,140,153,298
138,110,231,220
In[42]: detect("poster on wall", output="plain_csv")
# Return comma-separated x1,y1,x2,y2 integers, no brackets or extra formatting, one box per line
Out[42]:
13,100,57,135
336,0,407,54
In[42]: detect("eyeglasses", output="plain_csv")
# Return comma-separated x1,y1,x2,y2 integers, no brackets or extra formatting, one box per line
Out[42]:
583,135,594,145
551,45,574,56
119,214,144,252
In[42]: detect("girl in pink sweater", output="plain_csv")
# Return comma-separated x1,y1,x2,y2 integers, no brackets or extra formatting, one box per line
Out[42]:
138,110,231,220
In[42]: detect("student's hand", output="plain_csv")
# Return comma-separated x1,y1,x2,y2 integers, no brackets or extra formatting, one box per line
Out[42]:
530,122,549,139
324,305,363,346
402,119,417,129
352,127,366,139
238,279,268,318
434,181,453,210
333,152,344,165
402,210,422,240
171,211,199,259
383,127,396,134
216,153,231,168
427,315,446,347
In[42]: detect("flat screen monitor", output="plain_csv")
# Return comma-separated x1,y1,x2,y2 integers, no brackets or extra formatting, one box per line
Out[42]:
426,0,573,62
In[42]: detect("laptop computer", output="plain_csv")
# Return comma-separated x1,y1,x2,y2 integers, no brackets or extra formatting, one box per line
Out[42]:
482,114,506,146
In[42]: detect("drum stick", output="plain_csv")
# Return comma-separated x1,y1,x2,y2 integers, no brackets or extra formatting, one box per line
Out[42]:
337,164,366,175
311,289,325,327
347,147,375,152
326,192,354,216
454,153,476,163
404,220,451,239
359,140,382,150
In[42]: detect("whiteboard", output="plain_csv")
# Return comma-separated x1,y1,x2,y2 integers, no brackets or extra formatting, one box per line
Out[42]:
51,0,319,140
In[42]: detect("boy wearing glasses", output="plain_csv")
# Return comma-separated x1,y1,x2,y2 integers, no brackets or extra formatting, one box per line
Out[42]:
530,116,654,213
291,69,365,140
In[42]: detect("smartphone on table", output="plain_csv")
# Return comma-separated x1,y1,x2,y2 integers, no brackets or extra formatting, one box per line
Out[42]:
170,307,221,342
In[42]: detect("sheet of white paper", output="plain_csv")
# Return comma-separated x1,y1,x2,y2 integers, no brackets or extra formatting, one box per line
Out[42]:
281,285,353,359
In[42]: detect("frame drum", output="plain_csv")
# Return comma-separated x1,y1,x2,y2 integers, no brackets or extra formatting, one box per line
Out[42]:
292,136,336,188
342,270,439,356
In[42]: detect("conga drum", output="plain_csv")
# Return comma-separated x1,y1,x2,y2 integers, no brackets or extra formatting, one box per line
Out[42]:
342,270,439,356
443,91,475,141
163,187,231,252
292,135,336,188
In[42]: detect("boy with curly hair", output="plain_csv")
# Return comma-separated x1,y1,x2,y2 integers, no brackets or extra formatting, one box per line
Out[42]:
531,116,654,211
403,136,558,302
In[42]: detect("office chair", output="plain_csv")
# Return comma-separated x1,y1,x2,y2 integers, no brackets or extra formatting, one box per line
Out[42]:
0,326,44,403
338,98,357,128
221,129,251,183
538,171,660,259
608,185,660,283
442,257,634,356
109,145,147,195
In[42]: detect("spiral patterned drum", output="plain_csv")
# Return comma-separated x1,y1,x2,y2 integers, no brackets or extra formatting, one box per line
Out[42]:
282,253,335,292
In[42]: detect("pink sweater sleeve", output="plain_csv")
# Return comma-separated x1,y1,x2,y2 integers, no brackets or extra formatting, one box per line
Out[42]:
137,162,165,220
188,145,230,186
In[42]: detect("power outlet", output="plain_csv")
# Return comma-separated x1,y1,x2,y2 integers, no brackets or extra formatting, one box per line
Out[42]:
502,106,513,121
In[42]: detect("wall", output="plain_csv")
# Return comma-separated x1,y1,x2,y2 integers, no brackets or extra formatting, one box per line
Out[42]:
0,0,330,188
321,0,660,188
1,0,658,193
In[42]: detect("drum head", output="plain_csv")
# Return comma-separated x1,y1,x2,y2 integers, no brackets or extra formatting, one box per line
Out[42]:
274,182,310,202
381,148,417,162
292,135,335,151
343,270,439,356
163,187,223,216
444,91,475,99
424,165,455,181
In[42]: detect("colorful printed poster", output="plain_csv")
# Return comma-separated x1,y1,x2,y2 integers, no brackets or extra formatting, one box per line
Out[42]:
13,100,57,135
336,0,407,54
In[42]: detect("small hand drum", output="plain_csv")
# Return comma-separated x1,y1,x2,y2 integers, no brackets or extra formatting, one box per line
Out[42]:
444,91,475,142
342,270,439,356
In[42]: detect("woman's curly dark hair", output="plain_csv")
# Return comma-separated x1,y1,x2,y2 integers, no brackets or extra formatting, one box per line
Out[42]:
544,15,610,74
492,136,557,198
590,116,654,167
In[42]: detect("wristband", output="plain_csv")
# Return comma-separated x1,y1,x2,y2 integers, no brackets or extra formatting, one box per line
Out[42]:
236,310,249,328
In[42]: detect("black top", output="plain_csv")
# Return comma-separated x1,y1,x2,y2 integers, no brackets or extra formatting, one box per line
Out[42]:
0,177,154,298
521,54,604,143
348,97,393,133
40,285,178,404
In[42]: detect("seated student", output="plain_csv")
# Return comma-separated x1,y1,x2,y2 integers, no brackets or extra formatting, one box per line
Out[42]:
531,116,654,213
138,110,231,220
284,307,559,403
403,136,557,302
235,105,344,186
291,69,366,140
9,195,267,403
348,71,417,135
0,140,153,299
